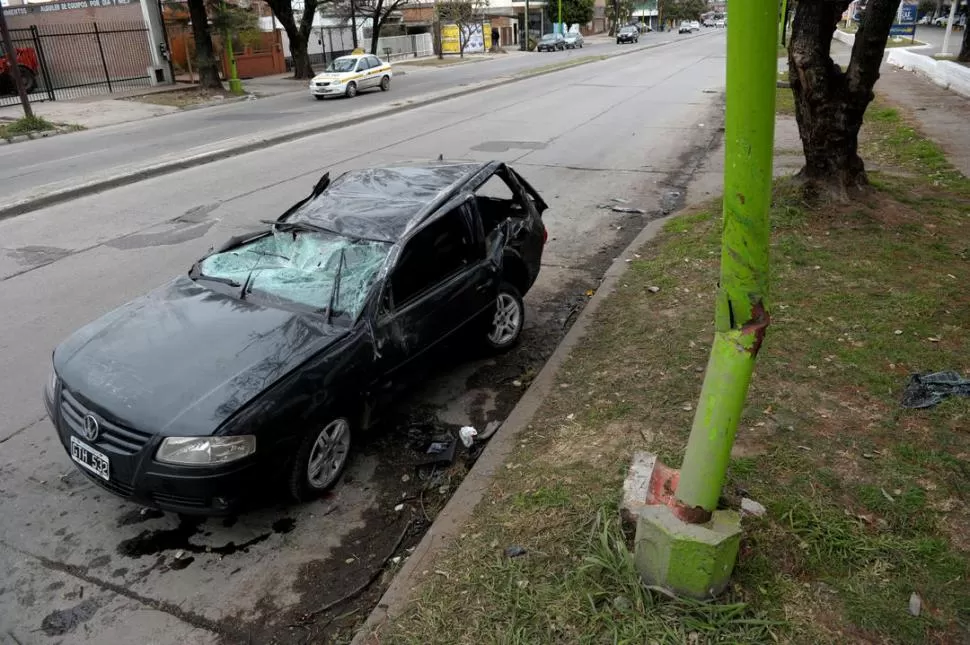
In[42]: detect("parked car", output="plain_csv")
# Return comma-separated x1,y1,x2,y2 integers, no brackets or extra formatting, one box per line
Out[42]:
563,31,585,48
715,19,725,28
44,161,549,515
703,18,714,27
309,54,391,100
537,32,566,51
690,20,701,31
0,42,39,95
679,21,692,33
616,25,640,44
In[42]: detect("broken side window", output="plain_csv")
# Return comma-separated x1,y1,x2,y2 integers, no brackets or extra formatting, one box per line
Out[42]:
474,172,527,234
390,207,475,306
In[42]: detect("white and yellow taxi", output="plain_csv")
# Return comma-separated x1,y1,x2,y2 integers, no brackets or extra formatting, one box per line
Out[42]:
309,53,393,100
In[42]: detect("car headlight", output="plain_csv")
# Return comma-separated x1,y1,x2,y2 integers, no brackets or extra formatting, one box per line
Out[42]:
48,368,59,396
156,436,256,466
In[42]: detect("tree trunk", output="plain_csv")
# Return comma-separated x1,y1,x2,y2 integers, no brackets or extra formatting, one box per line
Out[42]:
369,0,385,54
351,0,359,48
788,0,901,199
959,19,970,61
186,0,222,89
266,0,315,79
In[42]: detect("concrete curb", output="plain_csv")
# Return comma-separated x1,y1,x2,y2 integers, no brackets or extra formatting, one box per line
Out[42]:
350,212,676,645
0,31,716,221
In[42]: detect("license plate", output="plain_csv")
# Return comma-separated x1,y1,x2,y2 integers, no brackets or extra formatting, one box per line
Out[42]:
70,436,110,481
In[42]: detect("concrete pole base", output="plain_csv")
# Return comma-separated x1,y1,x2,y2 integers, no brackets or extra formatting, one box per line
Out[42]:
228,79,245,95
634,505,742,599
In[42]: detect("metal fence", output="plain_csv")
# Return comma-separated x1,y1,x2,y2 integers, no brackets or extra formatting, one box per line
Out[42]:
1,21,152,107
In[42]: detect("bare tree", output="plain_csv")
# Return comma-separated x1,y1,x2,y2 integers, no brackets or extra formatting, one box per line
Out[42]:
265,0,320,79
329,0,410,55
436,0,489,58
788,0,901,199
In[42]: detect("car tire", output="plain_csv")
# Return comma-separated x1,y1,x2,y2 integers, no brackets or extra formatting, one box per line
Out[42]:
18,66,37,93
484,282,524,353
288,416,353,502
314,95,325,101
380,75,390,91
345,81,357,98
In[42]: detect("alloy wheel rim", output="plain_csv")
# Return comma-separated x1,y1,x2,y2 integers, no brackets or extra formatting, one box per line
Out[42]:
306,419,350,489
488,293,521,346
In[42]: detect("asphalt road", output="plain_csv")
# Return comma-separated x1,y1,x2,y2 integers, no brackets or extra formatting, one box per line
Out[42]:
914,24,967,54
0,31,727,645
0,31,710,215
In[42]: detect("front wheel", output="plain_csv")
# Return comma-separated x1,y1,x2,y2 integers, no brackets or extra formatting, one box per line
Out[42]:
484,283,524,353
345,81,358,98
380,75,390,91
288,417,352,502
18,66,37,93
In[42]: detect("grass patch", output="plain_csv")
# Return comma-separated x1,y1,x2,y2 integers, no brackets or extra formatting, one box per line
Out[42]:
0,115,56,140
886,38,926,48
396,56,490,68
777,71,794,116
382,97,970,644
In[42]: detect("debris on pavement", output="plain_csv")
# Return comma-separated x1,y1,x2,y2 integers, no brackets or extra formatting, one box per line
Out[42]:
504,545,527,558
900,371,970,409
740,498,767,517
459,426,478,447
909,592,922,617
610,206,646,214
647,286,660,293
394,503,405,512
479,420,501,441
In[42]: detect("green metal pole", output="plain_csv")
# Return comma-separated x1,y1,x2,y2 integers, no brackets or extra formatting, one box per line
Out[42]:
673,0,775,516
558,0,562,33
223,0,243,95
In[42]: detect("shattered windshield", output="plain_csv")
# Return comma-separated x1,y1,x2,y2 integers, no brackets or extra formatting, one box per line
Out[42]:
327,58,357,73
197,229,389,319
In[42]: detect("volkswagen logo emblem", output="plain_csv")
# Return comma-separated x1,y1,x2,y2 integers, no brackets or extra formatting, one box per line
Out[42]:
81,415,100,442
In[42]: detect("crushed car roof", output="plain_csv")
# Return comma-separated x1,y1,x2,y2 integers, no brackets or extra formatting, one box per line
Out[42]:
288,161,490,243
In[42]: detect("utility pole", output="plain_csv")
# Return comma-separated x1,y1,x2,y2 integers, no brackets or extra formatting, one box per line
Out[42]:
0,6,32,119
558,0,562,33
941,0,958,55
633,0,776,599
221,0,243,94
522,0,529,50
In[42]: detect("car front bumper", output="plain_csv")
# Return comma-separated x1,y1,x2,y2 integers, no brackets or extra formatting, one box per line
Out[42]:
309,81,348,97
46,385,268,515
617,36,637,42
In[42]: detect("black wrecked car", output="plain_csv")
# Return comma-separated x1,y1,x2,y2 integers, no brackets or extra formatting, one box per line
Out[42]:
44,161,548,515
616,25,640,44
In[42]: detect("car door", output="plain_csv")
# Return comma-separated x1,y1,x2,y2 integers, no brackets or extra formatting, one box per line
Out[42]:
377,200,494,370
354,57,371,87
366,55,385,85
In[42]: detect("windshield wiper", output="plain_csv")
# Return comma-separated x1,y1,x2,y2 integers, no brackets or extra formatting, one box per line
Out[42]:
196,275,242,287
240,254,264,301
326,247,346,325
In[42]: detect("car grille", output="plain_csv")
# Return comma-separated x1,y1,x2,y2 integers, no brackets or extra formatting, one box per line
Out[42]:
78,467,136,498
316,81,330,87
60,389,153,456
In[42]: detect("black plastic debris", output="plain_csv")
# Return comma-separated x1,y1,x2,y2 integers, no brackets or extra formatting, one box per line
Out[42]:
900,371,970,409
504,545,527,558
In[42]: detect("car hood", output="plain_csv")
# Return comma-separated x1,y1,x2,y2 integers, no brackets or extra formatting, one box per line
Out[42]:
53,276,348,437
312,72,352,81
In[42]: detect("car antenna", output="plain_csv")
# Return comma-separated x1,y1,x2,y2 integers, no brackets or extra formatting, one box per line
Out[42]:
311,172,331,197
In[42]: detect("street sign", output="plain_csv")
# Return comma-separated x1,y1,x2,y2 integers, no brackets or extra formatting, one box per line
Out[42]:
890,23,917,37
900,2,918,23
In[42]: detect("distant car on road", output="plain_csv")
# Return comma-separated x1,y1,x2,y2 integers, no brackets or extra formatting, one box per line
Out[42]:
679,21,692,34
690,20,701,31
616,25,640,44
309,54,391,100
563,31,584,48
703,18,714,27
715,19,725,28
537,32,566,51
45,161,549,515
